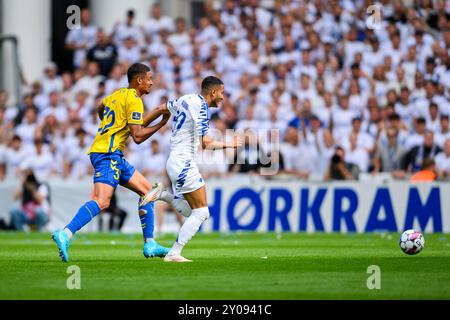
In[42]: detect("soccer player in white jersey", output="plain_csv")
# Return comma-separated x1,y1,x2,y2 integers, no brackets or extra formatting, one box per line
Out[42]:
159,76,242,262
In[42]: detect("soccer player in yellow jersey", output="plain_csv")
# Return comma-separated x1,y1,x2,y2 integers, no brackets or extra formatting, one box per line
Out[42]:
52,63,171,262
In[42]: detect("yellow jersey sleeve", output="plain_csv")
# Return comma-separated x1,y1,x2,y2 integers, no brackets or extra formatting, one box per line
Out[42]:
127,93,144,125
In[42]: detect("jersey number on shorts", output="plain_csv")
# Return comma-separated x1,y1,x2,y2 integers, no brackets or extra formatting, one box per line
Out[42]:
99,106,116,135
173,111,186,133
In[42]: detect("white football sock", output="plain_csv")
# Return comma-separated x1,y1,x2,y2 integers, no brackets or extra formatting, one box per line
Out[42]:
159,190,192,217
64,228,73,239
173,198,192,217
168,207,209,256
169,242,184,256
159,189,174,203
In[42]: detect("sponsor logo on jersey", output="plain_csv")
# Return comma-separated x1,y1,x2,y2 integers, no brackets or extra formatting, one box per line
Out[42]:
132,112,141,120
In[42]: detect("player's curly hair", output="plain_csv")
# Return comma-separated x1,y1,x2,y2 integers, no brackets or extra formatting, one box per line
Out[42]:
127,63,150,84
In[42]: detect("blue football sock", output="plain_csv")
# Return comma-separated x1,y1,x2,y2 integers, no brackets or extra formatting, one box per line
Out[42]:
139,201,154,241
66,200,101,235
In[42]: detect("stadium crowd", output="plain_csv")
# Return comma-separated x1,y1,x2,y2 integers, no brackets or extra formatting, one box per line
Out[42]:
1,0,450,184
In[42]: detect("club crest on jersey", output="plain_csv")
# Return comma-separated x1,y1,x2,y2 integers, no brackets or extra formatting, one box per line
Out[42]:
132,112,141,120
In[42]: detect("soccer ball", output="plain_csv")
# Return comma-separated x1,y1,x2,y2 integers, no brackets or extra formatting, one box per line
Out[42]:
399,229,425,255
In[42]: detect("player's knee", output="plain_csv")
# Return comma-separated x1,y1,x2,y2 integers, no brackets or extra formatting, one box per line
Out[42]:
192,207,209,221
93,198,110,211
203,210,210,221
190,198,207,210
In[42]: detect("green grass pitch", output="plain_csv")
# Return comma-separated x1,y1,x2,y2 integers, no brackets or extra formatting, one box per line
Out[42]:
0,232,449,299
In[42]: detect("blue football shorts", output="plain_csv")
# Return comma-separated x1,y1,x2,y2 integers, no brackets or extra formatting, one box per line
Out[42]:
89,150,135,188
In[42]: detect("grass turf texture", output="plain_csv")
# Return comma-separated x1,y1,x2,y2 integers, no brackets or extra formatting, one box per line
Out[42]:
0,232,449,299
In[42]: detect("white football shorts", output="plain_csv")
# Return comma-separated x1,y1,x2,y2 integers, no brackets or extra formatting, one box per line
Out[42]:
166,157,205,198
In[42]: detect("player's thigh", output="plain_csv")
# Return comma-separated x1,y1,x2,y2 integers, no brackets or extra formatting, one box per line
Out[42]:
182,185,207,209
166,157,183,186
121,170,152,197
92,182,115,209
119,157,152,197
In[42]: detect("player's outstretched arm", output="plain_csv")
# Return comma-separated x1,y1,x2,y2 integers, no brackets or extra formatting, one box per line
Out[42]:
129,112,170,144
201,135,243,150
142,103,170,127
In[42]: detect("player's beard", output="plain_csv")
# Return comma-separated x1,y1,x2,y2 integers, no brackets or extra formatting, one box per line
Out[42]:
211,98,222,108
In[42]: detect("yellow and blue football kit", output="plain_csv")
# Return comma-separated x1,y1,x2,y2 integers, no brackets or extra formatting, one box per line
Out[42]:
88,88,144,188
53,88,170,259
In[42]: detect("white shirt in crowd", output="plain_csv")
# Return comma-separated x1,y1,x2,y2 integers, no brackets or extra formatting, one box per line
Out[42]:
345,147,369,172
20,147,54,181
331,107,357,142
40,105,69,124
144,16,175,38
14,123,38,147
404,133,424,150
113,22,144,46
395,102,414,129
142,152,167,175
435,132,450,149
67,143,91,179
118,45,141,65
340,131,375,151
65,24,98,68
280,142,318,174
41,76,63,95
72,75,104,98
105,76,128,95
4,146,29,178
168,31,190,53
435,152,450,173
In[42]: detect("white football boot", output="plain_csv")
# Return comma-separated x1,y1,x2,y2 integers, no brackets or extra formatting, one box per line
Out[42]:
163,254,193,262
139,182,163,207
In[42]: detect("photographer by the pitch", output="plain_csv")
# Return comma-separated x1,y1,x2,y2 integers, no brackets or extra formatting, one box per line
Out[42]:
324,146,358,180
9,169,50,231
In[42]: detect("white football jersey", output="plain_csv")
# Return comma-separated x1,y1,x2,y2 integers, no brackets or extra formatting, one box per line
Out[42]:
167,94,210,161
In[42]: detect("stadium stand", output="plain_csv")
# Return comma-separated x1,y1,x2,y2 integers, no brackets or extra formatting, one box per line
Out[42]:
0,0,450,185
